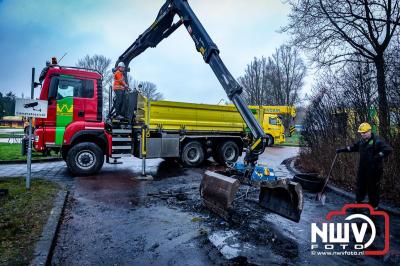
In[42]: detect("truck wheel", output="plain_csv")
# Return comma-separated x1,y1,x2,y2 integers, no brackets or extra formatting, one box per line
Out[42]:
216,141,239,165
266,134,274,147
181,141,205,167
66,142,104,176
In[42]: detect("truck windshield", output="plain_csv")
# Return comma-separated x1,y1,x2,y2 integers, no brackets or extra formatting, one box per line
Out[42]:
269,117,277,125
54,78,94,100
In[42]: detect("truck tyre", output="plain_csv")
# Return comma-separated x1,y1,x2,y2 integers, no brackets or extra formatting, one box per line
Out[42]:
66,142,104,176
216,141,239,165
266,134,274,147
181,141,205,167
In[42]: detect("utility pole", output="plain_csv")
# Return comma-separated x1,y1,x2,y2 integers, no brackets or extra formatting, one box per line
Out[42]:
26,68,35,190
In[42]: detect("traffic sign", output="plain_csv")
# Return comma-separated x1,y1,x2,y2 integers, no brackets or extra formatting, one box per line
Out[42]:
15,98,48,118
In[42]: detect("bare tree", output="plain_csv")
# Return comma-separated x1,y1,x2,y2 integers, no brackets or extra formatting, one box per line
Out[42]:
238,57,270,105
386,36,400,123
284,0,400,139
127,75,164,101
238,46,306,132
238,45,306,108
267,45,306,106
76,54,113,117
137,81,164,101
341,60,377,120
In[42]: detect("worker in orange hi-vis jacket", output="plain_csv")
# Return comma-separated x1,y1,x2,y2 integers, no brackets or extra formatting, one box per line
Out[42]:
112,62,129,119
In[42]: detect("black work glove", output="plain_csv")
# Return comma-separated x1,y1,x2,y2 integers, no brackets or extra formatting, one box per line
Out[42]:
336,148,348,153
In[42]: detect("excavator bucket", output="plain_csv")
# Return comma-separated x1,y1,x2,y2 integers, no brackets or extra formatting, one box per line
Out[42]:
199,170,240,220
258,179,303,222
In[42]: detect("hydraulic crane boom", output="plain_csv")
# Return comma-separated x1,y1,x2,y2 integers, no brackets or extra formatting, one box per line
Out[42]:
116,0,266,164
116,0,303,223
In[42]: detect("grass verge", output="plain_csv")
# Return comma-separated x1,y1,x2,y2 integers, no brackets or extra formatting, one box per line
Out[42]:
0,177,59,265
277,133,302,147
0,143,60,161
0,134,14,138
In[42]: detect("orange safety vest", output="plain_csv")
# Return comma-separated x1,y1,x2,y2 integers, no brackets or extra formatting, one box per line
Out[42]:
113,70,127,90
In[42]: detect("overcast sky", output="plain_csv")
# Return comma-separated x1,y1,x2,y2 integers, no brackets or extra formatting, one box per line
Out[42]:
0,0,305,104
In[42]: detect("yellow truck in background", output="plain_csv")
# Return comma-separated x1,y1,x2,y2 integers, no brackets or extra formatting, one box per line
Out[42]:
129,92,295,166
257,105,296,145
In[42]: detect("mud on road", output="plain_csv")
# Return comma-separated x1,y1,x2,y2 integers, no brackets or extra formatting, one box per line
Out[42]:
51,147,400,265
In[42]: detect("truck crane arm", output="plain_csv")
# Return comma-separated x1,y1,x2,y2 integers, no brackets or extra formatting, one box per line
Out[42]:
116,0,266,164
116,0,302,222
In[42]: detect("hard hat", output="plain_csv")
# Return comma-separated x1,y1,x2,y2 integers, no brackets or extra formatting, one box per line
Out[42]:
117,62,125,68
358,122,372,133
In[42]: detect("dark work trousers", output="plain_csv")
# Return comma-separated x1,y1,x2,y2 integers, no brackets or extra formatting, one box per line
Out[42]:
114,90,126,116
356,168,382,208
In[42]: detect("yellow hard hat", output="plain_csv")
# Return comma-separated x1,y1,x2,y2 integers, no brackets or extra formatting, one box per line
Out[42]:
358,122,372,133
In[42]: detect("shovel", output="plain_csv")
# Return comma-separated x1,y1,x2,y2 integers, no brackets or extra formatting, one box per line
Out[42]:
315,153,338,205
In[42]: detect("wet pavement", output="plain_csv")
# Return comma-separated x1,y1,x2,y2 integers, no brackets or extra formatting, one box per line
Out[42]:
1,146,399,265
50,161,225,265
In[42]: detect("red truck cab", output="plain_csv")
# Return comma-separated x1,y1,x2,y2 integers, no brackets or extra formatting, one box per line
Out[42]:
34,65,112,174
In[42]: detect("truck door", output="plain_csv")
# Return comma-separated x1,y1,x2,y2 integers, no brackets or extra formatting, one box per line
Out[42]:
45,76,95,146
262,114,279,144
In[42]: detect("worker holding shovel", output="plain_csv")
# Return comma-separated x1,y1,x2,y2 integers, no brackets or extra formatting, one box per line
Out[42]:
336,122,392,210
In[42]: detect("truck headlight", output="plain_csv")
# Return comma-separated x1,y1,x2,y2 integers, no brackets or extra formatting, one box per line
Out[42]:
35,135,39,142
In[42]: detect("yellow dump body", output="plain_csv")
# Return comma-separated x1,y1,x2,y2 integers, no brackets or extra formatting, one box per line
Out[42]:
137,96,251,133
135,94,293,143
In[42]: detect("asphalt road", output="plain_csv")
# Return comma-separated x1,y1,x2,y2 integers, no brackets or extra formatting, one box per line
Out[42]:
3,146,398,265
